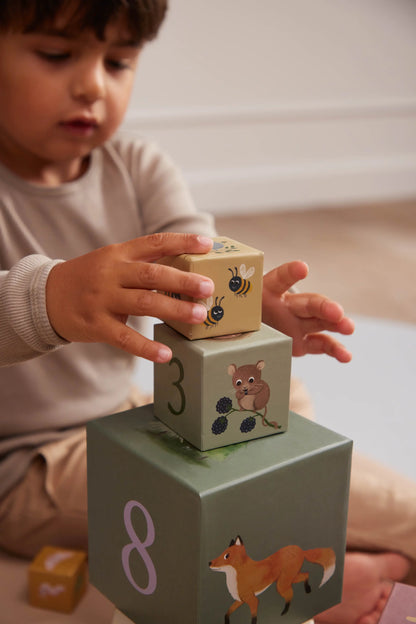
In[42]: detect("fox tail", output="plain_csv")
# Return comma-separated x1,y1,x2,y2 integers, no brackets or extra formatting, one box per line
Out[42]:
304,547,336,588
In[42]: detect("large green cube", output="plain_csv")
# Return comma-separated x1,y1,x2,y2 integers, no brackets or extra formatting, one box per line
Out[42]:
87,406,352,624
154,323,292,450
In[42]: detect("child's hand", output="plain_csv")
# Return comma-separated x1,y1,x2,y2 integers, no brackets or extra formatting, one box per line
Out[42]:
46,233,214,363
262,261,354,362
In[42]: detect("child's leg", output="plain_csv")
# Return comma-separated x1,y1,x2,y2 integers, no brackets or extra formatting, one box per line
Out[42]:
0,428,88,559
289,377,315,421
347,452,416,562
0,388,150,559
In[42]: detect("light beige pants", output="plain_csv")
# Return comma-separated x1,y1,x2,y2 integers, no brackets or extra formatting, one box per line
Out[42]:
0,387,149,559
1,381,415,569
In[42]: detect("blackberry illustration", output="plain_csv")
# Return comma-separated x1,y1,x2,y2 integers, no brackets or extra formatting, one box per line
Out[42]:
216,397,232,414
212,416,228,435
240,416,256,433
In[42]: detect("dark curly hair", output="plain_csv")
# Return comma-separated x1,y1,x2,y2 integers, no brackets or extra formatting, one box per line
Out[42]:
0,0,168,43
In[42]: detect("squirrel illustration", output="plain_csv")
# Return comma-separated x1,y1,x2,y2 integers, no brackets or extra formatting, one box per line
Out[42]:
209,536,336,623
227,361,276,428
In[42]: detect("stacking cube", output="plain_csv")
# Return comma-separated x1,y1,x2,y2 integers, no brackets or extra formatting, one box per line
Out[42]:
378,582,416,623
87,406,352,624
157,236,263,339
154,322,292,450
28,546,87,613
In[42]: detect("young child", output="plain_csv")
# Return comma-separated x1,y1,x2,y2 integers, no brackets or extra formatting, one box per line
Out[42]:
0,2,413,622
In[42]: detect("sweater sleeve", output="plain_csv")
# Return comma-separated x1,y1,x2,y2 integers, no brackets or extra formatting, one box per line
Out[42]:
110,136,217,237
0,255,68,366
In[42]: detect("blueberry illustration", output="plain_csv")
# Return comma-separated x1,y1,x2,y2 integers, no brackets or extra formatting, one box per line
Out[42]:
216,397,232,414
240,416,256,433
212,416,228,435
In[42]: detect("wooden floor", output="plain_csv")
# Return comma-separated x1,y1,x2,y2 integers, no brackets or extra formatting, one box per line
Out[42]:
216,199,416,326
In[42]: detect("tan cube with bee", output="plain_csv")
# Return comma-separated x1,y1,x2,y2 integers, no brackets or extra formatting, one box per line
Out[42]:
157,236,263,339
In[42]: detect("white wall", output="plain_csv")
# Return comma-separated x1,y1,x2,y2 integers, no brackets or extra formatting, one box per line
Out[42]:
122,0,416,214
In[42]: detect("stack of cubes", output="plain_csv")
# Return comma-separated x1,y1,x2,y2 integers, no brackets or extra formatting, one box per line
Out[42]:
87,237,352,624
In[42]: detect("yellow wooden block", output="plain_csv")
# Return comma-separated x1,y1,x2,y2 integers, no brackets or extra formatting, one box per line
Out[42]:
28,546,87,613
158,236,264,339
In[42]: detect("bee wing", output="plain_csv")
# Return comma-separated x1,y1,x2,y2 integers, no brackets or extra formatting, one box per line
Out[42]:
239,263,247,278
197,296,213,310
245,267,256,279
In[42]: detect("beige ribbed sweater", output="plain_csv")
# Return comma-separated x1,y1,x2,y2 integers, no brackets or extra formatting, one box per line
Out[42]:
0,136,215,497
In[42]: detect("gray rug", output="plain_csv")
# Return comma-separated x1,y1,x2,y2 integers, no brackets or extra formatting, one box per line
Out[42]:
292,315,416,481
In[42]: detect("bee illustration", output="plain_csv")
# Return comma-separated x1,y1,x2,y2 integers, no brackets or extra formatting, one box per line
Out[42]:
228,264,255,296
201,296,225,328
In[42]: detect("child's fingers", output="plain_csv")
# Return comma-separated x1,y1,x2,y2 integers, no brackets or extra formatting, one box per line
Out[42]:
121,232,213,263
333,316,355,335
113,290,207,325
264,261,309,297
291,315,355,337
99,318,172,363
118,261,214,299
287,293,345,322
287,294,355,333
298,333,353,363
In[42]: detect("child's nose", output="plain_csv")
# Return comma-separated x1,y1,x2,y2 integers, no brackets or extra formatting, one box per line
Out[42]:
71,61,105,104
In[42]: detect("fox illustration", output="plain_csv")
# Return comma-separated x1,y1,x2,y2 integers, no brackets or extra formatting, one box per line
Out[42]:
209,536,336,623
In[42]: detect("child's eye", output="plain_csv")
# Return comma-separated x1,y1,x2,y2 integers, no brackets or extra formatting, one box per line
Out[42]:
36,50,70,63
106,59,131,71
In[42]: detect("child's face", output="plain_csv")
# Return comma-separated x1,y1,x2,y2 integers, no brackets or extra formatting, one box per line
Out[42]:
0,13,141,183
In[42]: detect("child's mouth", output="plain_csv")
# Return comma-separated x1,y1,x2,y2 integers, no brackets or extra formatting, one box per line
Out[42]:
60,119,98,136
